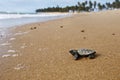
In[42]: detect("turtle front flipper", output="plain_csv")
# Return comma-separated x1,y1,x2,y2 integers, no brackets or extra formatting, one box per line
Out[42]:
74,53,79,60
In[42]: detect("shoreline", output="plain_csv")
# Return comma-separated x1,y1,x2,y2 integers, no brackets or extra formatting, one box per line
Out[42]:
0,10,120,80
0,13,72,28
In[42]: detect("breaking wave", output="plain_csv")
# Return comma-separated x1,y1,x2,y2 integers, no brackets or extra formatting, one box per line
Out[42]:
0,13,70,19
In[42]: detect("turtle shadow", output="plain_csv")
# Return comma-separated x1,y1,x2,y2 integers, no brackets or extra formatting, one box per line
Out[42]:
95,53,101,58
75,53,101,60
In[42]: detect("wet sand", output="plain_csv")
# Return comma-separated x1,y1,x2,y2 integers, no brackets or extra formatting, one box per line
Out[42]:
0,10,120,80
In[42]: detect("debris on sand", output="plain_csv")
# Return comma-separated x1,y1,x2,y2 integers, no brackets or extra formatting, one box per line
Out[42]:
81,30,85,32
34,27,37,29
0,35,3,37
31,27,37,30
60,26,63,28
112,33,115,35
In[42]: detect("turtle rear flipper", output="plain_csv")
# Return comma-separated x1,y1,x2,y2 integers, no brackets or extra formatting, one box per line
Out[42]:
88,54,95,59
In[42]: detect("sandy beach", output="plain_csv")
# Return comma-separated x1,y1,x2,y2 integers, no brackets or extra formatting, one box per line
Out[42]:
0,10,120,80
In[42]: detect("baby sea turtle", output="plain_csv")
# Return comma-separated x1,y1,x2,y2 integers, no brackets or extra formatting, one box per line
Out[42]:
69,49,96,60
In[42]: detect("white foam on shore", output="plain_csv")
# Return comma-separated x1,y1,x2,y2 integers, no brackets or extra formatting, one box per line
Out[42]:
2,54,11,58
14,31,30,36
38,48,49,51
0,28,10,39
0,13,70,19
0,42,11,46
20,45,27,49
12,54,19,57
9,38,16,41
1,53,20,58
14,64,25,70
0,13,72,28
8,50,16,53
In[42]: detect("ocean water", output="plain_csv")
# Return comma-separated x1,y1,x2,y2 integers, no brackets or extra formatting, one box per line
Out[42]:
0,13,71,28
0,13,71,44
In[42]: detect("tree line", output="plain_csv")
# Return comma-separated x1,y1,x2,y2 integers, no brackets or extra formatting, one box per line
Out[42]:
36,0,120,12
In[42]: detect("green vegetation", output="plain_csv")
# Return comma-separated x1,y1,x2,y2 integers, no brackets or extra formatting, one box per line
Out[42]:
36,0,120,13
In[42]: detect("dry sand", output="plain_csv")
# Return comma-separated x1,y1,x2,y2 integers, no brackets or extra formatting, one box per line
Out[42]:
0,10,120,80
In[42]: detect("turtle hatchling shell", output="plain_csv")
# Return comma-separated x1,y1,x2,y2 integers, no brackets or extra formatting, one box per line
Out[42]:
77,49,95,55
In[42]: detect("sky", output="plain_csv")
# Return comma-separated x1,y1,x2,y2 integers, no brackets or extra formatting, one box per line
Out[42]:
0,0,115,13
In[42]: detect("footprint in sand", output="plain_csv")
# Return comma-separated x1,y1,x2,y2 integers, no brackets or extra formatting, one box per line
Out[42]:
83,37,86,39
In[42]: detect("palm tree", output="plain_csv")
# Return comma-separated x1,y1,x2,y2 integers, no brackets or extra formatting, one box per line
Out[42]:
77,2,82,11
113,0,120,8
106,2,112,9
85,1,88,5
89,1,93,9
98,3,102,10
94,1,97,9
81,2,87,11
102,4,106,9
77,2,81,7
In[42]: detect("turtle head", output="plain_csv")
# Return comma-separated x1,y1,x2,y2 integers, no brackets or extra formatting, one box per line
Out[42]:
69,49,79,60
69,50,78,56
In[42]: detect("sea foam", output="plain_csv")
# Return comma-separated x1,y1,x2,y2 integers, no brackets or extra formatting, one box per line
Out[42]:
0,13,71,28
0,13,70,19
